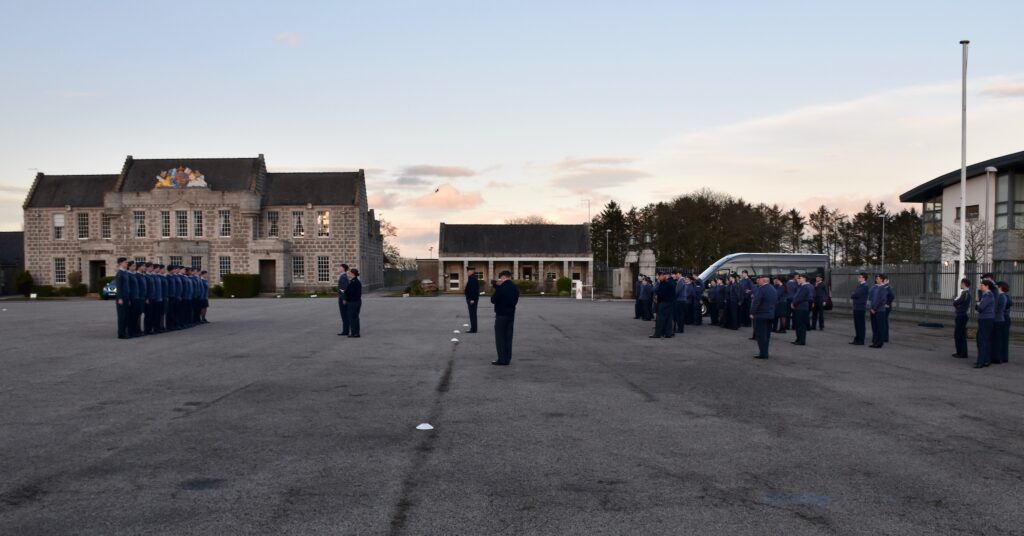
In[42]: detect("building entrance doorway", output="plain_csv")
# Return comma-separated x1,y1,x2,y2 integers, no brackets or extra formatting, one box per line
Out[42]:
259,260,276,292
89,260,107,292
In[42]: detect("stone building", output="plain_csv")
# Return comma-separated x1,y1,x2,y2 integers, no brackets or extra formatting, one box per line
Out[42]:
436,223,593,292
22,155,384,292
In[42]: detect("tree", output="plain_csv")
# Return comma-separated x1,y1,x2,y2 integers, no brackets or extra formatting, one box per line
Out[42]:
942,219,991,263
589,201,628,267
379,218,401,266
505,215,552,224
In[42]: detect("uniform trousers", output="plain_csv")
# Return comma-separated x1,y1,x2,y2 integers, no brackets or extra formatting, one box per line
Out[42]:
494,314,515,364
953,315,968,358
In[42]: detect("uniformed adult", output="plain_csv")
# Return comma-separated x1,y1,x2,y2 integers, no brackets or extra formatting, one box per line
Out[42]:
974,279,995,368
191,267,204,325
464,266,480,333
199,270,210,324
883,276,895,343
810,275,828,330
691,274,704,326
998,281,1012,364
673,271,688,334
790,273,811,345
343,268,362,337
149,263,165,334
785,274,798,331
728,275,742,330
707,278,719,326
850,272,869,345
639,277,654,321
739,271,754,328
952,278,971,359
490,270,520,365
337,263,350,336
992,282,1008,364
751,274,778,359
143,263,158,335
114,257,132,339
633,276,643,320
127,261,144,337
773,276,788,333
869,274,888,348
650,272,676,339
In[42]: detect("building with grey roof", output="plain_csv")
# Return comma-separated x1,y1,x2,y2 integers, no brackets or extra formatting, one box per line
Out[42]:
436,223,593,292
22,155,383,292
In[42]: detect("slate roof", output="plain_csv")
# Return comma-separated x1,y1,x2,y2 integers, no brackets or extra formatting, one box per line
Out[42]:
120,157,262,193
900,150,1024,203
439,223,592,256
23,174,119,208
0,231,23,264
264,172,362,206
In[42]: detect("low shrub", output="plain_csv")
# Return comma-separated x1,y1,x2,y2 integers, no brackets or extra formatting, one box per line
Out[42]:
31,285,55,297
60,284,88,297
94,276,115,293
221,274,261,298
67,271,82,288
514,279,539,294
558,290,570,297
211,284,225,298
16,271,33,296
556,277,572,293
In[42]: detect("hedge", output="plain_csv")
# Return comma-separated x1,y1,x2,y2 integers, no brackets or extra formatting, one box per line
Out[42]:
556,277,572,293
58,284,88,297
16,271,33,296
31,285,55,297
221,274,261,298
514,279,539,294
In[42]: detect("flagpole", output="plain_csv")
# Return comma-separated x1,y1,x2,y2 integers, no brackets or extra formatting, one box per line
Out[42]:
958,39,969,287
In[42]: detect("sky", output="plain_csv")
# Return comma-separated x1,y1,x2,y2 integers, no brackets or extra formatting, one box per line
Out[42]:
2,0,1024,258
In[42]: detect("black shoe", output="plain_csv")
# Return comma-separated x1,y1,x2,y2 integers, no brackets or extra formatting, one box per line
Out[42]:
753,355,768,359
952,353,962,358
491,361,508,366
118,336,128,339
467,330,478,333
973,364,984,368
748,337,756,340
648,335,661,338
990,360,1002,365
791,341,805,345
338,333,349,336
348,334,360,338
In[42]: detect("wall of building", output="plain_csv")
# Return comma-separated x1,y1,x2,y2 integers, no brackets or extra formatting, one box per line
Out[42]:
939,172,995,263
439,257,592,292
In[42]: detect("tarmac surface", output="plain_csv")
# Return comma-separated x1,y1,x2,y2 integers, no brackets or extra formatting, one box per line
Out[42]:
0,295,1022,535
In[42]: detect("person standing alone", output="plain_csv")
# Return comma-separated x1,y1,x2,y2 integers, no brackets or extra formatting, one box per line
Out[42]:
490,270,519,365
337,263,350,336
343,268,361,338
464,267,479,333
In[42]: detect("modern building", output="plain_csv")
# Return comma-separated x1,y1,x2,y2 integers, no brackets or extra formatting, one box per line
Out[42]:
436,223,593,292
22,155,384,292
0,231,24,295
900,149,1024,271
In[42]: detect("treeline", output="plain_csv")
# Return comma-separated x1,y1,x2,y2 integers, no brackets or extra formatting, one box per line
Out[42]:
589,189,921,270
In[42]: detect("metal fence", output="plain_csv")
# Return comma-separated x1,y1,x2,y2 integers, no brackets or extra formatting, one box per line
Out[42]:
829,263,1024,323
383,268,418,289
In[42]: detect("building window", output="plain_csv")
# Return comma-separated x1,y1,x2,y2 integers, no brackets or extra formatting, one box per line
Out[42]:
317,210,330,237
1014,175,1024,229
922,197,942,235
170,255,182,267
77,213,89,239
267,212,279,237
160,211,171,238
292,256,305,281
54,258,66,284
954,205,980,222
292,211,305,237
53,213,65,240
193,210,204,236
133,210,147,238
191,256,203,270
996,174,1009,230
101,214,112,239
218,210,231,237
134,256,147,265
219,256,231,276
176,210,188,237
546,272,557,281
317,256,330,282
252,216,260,240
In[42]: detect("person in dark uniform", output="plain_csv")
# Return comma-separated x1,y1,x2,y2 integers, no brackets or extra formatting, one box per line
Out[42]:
344,268,362,337
673,271,688,334
706,278,719,325
490,270,519,365
127,261,143,337
998,281,1012,363
883,276,895,343
810,275,828,330
691,274,704,326
790,273,811,345
727,275,741,330
198,270,210,324
114,257,132,339
142,263,157,335
992,282,1008,364
772,276,788,333
739,271,753,327
850,272,869,345
975,279,995,368
464,266,480,333
149,263,164,334
191,268,203,325
633,276,643,320
639,277,654,321
651,272,676,338
952,278,971,359
717,277,728,326
336,263,350,336
751,274,778,359
869,274,888,348
785,274,798,331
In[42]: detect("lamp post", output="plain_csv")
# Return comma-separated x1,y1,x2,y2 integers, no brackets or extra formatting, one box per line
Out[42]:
880,213,886,270
605,228,612,290
958,39,970,287
428,246,433,259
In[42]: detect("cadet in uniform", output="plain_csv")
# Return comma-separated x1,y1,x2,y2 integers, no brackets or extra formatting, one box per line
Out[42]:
739,271,753,327
115,257,132,339
143,263,157,335
650,272,676,339
790,273,811,345
634,276,643,320
673,271,688,334
751,274,778,359
773,276,788,333
199,270,210,324
639,277,654,321
706,278,719,325
810,275,828,330
344,268,362,337
127,261,144,337
952,278,971,359
998,281,1012,363
691,274,704,326
490,270,519,365
883,276,895,343
992,282,1008,364
464,266,480,333
337,263,350,336
869,274,888,348
850,272,869,345
974,280,995,368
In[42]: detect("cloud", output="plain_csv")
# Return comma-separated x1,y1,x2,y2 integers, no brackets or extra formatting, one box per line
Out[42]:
408,184,483,209
556,156,637,170
980,83,1024,98
551,168,652,194
275,32,302,47
368,192,402,209
402,165,476,177
395,176,430,187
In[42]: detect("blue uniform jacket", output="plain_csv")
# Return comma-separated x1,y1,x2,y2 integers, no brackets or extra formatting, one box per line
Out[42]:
885,285,895,309
634,281,642,300
655,279,676,303
977,291,995,320
337,273,350,297
739,279,754,300
814,282,827,300
851,282,869,312
750,284,778,319
785,280,798,302
995,292,1007,323
792,283,812,310
869,284,887,312
345,277,362,302
115,269,132,301
953,289,971,317
152,274,163,302
675,280,689,303
146,273,158,300
639,284,653,301
490,280,519,316
129,272,143,300
1006,294,1013,321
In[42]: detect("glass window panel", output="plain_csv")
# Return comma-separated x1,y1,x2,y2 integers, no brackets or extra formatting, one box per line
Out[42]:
292,256,305,281
996,215,1008,229
997,175,1009,202
1016,175,1024,201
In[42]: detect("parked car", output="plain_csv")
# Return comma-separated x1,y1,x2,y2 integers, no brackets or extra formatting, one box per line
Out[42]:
101,280,117,300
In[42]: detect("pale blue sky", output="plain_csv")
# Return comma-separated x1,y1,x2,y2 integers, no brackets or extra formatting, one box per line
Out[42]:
3,1,1023,255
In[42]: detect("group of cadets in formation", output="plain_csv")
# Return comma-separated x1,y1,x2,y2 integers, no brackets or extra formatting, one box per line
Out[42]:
953,272,1013,369
114,256,210,339
633,270,896,359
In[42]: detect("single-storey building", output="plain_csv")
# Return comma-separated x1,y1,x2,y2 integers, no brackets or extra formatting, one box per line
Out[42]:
437,223,593,292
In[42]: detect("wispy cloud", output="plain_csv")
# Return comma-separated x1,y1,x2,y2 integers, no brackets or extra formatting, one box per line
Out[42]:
551,168,651,194
368,192,402,209
275,32,302,47
408,183,483,209
980,83,1024,98
402,165,476,177
395,176,430,187
556,156,637,170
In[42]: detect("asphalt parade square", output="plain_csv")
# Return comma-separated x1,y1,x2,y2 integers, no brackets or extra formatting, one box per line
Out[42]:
1,296,1022,535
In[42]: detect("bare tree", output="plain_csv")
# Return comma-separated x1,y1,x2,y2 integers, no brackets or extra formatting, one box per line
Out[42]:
942,220,992,262
505,215,552,224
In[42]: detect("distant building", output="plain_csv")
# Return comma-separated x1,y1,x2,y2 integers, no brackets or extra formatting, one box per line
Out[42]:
22,155,384,292
900,149,1024,272
437,223,593,292
0,231,24,295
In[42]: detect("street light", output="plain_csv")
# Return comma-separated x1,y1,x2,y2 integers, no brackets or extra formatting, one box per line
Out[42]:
958,39,970,288
880,213,886,269
605,228,612,290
